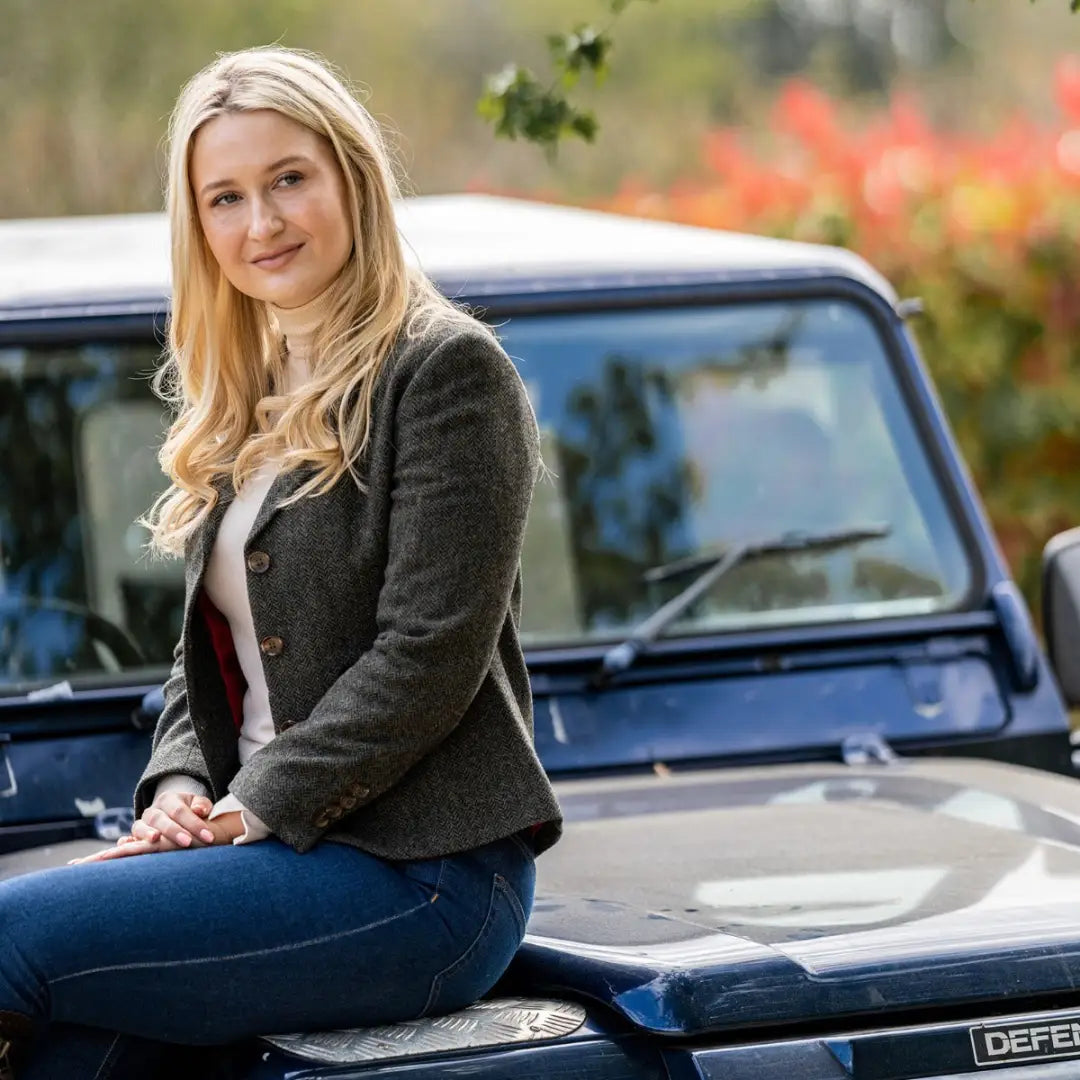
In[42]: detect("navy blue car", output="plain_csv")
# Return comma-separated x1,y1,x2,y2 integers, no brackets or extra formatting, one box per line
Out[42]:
6,195,1080,1077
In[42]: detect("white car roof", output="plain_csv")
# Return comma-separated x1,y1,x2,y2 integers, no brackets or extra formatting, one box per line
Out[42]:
0,193,896,313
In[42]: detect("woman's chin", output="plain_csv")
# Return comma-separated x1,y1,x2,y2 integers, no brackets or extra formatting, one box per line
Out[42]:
239,282,310,310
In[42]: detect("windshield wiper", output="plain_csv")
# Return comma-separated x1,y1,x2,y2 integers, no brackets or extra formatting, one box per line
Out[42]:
589,522,892,689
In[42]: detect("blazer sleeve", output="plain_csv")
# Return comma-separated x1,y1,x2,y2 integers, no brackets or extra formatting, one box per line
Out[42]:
227,327,540,853
132,637,214,817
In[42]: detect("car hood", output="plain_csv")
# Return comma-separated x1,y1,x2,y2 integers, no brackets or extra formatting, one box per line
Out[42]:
511,757,1080,1036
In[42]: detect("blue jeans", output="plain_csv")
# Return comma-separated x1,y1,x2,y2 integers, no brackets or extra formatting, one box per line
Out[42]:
0,831,535,1079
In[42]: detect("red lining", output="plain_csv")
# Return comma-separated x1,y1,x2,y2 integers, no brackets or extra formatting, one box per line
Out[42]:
196,589,247,732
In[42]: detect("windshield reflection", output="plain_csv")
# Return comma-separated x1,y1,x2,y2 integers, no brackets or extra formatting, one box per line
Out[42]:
506,299,971,644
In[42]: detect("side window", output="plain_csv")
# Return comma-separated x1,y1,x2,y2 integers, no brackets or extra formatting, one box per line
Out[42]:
0,336,180,689
79,398,184,660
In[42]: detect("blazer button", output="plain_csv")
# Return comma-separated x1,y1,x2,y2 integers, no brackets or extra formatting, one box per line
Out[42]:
327,805,344,820
340,794,357,810
247,550,271,574
278,719,296,731
351,783,370,799
259,635,284,657
314,814,331,829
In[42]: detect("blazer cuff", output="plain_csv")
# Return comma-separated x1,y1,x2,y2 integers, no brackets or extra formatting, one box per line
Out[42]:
153,773,211,801
226,771,328,853
209,792,273,845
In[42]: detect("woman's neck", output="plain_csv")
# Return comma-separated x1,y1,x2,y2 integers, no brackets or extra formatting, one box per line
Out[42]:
271,284,335,393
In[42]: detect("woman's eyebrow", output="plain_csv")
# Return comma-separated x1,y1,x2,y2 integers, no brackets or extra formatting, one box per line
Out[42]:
198,155,315,198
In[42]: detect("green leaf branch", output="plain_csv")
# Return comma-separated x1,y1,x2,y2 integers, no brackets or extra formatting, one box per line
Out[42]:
478,0,656,157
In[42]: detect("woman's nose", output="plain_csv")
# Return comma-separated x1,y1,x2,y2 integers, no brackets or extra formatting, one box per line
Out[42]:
247,197,284,241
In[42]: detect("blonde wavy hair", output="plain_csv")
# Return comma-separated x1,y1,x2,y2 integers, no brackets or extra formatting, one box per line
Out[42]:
144,46,490,557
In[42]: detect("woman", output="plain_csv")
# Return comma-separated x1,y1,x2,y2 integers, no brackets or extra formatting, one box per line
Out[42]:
0,45,561,1079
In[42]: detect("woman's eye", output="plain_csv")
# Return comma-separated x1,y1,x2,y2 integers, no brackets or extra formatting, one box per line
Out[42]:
276,172,303,188
211,191,240,207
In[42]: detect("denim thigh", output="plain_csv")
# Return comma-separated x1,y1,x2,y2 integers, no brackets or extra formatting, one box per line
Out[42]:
0,831,534,1056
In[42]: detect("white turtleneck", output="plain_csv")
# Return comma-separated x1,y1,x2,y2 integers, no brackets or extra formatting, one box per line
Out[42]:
155,285,333,845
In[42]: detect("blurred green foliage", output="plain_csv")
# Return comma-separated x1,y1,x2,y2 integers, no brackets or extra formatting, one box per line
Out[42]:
6,0,1069,217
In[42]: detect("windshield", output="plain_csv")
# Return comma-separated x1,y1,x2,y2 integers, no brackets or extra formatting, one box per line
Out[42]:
0,297,974,692
503,299,972,645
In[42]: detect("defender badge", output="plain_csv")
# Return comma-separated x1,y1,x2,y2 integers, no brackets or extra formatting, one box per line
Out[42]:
971,1018,1080,1067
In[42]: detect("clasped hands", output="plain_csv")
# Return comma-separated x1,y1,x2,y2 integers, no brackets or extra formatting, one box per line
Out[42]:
68,792,244,864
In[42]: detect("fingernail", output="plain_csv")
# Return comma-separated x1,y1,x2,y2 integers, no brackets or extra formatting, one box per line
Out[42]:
177,832,191,847
149,831,160,842
200,829,214,843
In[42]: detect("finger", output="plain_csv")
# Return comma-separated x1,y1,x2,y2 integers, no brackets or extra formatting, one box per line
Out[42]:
145,807,195,847
130,820,161,843
68,841,156,864
67,847,117,864
74,840,159,863
146,805,214,847
119,831,181,853
191,796,213,818
160,799,216,845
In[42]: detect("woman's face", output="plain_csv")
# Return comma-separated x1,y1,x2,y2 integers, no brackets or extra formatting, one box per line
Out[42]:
190,109,354,309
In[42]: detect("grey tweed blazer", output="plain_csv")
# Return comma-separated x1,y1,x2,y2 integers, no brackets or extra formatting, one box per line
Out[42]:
134,319,563,859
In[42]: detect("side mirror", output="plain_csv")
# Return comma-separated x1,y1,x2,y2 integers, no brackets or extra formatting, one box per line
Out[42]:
1042,527,1080,707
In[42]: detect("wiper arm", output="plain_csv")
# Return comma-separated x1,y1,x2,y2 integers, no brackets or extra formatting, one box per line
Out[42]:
589,522,891,689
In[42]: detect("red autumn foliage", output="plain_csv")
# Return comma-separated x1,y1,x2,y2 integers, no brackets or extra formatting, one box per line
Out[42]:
577,67,1080,611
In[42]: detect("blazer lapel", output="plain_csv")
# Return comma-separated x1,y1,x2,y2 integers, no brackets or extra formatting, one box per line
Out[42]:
183,464,313,608
244,464,313,551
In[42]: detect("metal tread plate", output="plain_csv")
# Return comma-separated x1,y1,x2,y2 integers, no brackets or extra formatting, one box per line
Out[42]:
259,997,588,1064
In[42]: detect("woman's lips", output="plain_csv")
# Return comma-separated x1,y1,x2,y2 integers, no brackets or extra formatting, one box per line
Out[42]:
252,243,303,270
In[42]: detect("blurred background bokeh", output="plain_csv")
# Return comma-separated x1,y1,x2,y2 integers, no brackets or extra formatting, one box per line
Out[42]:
5,0,1076,213
5,0,1080,614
